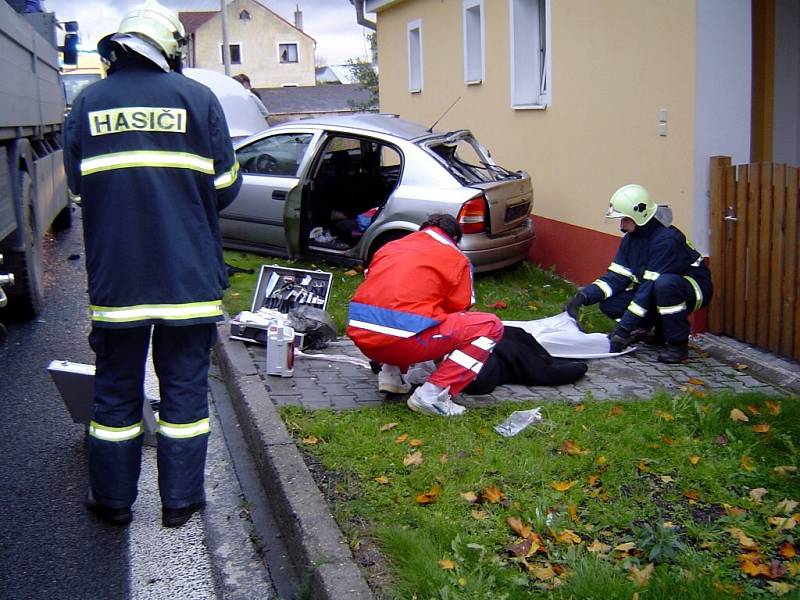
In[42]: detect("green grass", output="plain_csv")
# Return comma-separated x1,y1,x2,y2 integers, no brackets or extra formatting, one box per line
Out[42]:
222,250,799,597
283,392,800,599
222,251,615,336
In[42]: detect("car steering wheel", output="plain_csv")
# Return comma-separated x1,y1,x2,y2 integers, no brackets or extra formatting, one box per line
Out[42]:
256,153,279,174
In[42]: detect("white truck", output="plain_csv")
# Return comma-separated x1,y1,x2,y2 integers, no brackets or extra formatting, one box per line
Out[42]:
0,0,77,327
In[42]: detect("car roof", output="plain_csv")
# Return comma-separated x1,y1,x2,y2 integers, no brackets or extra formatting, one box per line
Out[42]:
271,113,438,142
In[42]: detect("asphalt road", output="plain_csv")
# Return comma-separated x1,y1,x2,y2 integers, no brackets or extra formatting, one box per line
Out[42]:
0,211,289,599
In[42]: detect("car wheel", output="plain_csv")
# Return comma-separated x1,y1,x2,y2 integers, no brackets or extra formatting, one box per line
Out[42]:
367,230,410,266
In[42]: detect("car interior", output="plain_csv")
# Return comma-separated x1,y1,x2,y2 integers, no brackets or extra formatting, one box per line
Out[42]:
305,136,401,252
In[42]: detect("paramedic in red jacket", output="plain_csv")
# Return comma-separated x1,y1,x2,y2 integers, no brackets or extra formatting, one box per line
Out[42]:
346,214,503,417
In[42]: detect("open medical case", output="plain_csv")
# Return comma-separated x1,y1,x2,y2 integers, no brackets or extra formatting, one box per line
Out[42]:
229,264,333,349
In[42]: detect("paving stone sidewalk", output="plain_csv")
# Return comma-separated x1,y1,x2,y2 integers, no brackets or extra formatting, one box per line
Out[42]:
245,336,794,412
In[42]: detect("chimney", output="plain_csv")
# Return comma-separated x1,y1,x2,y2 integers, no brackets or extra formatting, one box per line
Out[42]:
294,4,303,31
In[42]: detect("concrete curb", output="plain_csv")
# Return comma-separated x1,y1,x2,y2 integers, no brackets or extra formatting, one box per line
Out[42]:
694,333,800,395
214,322,374,600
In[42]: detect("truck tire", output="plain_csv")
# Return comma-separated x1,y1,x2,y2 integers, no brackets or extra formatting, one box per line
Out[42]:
3,171,44,319
52,200,73,231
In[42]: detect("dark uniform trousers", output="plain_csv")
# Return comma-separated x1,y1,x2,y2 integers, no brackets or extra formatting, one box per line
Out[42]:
88,323,217,509
599,271,714,343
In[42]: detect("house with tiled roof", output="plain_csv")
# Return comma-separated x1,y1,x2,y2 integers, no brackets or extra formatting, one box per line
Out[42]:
179,0,316,88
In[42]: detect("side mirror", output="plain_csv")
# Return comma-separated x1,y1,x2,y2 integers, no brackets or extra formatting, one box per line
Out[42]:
61,32,79,66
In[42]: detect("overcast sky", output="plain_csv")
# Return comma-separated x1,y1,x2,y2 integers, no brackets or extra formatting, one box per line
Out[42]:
44,0,374,65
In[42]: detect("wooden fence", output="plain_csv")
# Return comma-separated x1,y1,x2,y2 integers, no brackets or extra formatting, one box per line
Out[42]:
708,156,800,361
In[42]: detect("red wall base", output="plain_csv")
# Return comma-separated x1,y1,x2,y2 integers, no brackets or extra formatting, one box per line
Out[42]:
527,215,709,334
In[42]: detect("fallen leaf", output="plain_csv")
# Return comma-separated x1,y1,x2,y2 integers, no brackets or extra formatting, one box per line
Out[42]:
715,435,728,446
555,529,581,544
746,405,761,416
683,489,700,501
491,300,508,309
395,433,409,444
638,460,649,473
550,480,578,492
662,436,674,445
689,388,707,398
560,439,585,456
506,516,532,539
614,541,636,554
609,405,624,416
597,455,608,466
773,466,798,475
660,475,675,483
409,438,424,447
779,542,796,558
528,563,557,581
788,562,800,577
574,403,585,412
374,476,390,485
729,527,759,549
688,377,706,386
752,423,771,433
379,422,398,432
403,450,423,467
439,453,448,464
655,410,674,421
766,582,796,596
471,509,488,520
482,485,506,504
765,400,782,415
768,560,788,579
628,563,655,587
735,363,749,370
713,581,744,595
730,408,750,422
663,521,675,528
460,491,478,503
302,434,319,445
587,539,611,553
741,455,756,472
343,269,359,277
506,538,532,557
438,558,455,570
723,503,747,517
587,474,600,486
415,484,442,505
568,504,579,524
749,488,768,502
689,455,701,465
458,577,467,587
768,516,798,530
740,558,771,578
776,499,799,513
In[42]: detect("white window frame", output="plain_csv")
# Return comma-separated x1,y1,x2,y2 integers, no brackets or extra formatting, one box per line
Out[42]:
407,19,423,93
463,0,485,85
278,42,299,64
220,43,243,65
509,0,551,109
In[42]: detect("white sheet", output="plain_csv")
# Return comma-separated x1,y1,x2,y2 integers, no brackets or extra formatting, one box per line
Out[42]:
503,312,636,359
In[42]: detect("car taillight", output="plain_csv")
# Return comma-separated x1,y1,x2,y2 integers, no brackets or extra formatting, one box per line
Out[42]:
457,195,487,234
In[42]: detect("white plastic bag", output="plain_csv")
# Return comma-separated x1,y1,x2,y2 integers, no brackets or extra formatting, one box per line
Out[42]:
494,407,543,437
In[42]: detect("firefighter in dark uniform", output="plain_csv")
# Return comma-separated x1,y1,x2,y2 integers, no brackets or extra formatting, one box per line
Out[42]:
565,184,713,364
64,1,242,527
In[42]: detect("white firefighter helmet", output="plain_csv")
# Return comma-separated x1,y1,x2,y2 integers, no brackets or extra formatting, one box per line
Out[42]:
98,1,186,72
605,184,657,226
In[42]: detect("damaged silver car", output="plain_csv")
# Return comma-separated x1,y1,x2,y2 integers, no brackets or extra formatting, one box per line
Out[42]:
221,114,534,272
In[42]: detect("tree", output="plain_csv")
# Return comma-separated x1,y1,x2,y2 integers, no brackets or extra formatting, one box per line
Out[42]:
346,32,378,110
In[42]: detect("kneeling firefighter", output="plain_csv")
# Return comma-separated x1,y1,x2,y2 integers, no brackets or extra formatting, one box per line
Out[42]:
565,184,713,363
64,1,242,527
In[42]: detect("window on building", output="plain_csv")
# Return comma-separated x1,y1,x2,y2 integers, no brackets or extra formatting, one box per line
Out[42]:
239,10,250,21
220,43,242,65
463,0,484,84
509,0,550,108
407,19,423,93
279,43,298,63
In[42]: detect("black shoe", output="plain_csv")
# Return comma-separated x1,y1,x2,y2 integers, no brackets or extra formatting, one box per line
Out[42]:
162,501,205,528
86,491,132,527
628,328,651,345
658,341,689,364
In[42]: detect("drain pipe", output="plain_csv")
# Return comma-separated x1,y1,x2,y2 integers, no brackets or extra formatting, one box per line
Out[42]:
350,0,376,30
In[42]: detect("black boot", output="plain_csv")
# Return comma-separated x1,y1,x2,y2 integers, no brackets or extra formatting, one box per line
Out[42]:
658,341,688,364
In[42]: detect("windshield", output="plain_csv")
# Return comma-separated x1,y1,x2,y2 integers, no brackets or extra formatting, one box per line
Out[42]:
62,73,102,105
423,131,519,184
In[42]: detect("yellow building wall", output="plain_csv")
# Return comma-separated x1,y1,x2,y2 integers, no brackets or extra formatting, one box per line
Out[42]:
193,0,315,88
375,0,697,239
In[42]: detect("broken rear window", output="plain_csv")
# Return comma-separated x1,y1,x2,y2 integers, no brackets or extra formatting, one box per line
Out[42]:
423,131,520,185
